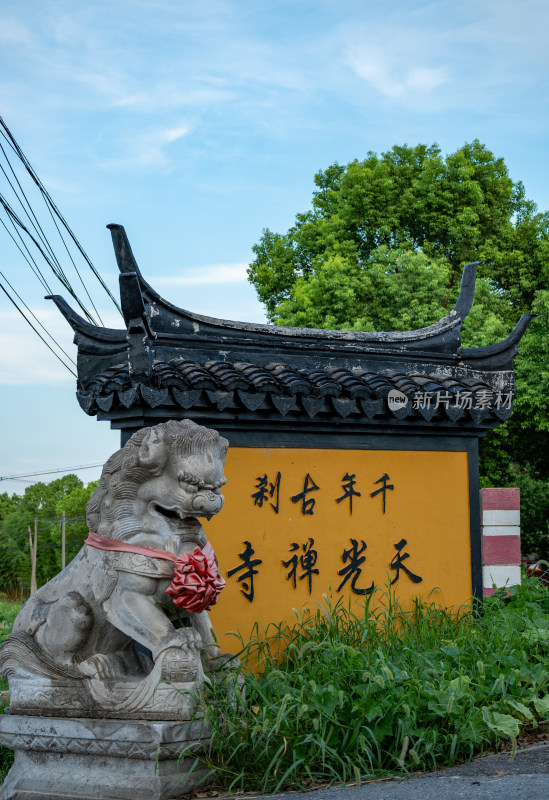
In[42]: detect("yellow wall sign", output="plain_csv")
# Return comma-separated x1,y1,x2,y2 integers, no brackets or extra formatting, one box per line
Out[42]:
206,447,472,653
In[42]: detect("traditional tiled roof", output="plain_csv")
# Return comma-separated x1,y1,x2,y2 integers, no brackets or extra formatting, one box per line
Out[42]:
49,225,533,437
75,358,513,426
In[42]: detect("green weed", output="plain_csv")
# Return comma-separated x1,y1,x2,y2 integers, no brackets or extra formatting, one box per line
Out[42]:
1,585,548,792
193,578,549,793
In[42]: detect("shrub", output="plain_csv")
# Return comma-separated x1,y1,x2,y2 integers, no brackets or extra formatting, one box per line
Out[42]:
193,579,549,793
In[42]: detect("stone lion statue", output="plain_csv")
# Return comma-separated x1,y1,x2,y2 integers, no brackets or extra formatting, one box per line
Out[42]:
0,420,234,721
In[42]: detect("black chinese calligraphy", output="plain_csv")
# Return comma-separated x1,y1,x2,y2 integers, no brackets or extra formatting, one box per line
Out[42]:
390,539,422,585
370,472,394,513
282,538,319,593
251,471,281,513
336,473,361,514
337,538,374,595
227,541,263,602
291,473,320,515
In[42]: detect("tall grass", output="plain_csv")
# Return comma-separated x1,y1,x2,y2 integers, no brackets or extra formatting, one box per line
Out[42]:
193,578,549,793
1,585,548,791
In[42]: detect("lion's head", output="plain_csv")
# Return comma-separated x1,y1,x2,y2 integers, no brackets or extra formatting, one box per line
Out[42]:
86,420,228,543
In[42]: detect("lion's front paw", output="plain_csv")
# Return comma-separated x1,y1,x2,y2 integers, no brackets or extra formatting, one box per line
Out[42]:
79,654,118,680
159,646,200,683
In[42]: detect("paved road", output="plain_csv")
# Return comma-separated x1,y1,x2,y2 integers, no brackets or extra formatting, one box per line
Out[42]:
245,742,549,800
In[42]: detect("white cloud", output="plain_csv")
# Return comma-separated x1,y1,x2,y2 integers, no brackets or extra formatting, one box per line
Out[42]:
154,262,249,287
345,36,448,102
121,123,192,167
406,67,447,94
111,83,234,113
341,2,549,113
0,1,317,163
159,125,191,146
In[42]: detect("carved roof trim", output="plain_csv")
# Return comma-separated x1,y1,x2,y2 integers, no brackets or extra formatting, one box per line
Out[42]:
53,224,480,352
46,295,126,343
48,225,534,366
47,224,533,437
459,313,536,366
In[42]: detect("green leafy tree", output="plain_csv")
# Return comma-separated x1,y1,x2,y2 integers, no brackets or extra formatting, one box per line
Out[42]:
0,492,18,526
0,475,95,592
0,492,25,592
249,140,546,327
248,141,549,556
48,480,99,572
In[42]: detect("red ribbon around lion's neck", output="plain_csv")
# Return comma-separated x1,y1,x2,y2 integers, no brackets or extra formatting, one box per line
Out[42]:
85,531,225,613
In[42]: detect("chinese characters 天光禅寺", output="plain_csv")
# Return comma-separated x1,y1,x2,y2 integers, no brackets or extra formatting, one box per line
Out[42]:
226,469,423,601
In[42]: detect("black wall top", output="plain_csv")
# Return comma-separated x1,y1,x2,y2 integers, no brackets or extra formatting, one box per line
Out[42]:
49,225,534,442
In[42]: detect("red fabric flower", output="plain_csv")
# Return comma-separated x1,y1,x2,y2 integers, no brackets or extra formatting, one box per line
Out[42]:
165,546,225,613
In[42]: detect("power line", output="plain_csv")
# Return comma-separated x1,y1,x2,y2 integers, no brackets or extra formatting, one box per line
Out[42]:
0,138,105,324
0,143,65,275
0,477,41,485
0,267,76,367
0,117,122,315
2,515,87,533
0,207,54,293
0,463,103,482
0,277,77,376
0,192,98,323
0,116,127,374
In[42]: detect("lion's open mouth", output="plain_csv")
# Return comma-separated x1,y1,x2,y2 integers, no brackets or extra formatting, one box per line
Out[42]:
151,505,205,547
153,503,185,521
150,502,202,531
150,491,222,527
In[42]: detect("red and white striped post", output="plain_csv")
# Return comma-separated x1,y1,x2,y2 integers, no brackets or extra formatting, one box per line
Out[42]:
481,488,521,596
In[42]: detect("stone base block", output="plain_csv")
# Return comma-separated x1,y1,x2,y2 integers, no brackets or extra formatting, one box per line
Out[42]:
0,714,210,800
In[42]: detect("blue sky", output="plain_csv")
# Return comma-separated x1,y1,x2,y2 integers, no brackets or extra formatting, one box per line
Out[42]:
1,0,548,491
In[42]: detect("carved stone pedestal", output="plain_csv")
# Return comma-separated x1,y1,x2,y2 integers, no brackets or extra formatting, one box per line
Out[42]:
0,715,210,800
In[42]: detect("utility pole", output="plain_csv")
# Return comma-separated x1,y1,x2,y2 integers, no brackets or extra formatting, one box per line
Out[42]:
29,518,37,596
61,511,66,571
27,525,32,596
